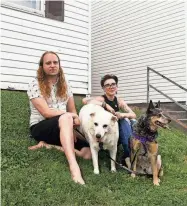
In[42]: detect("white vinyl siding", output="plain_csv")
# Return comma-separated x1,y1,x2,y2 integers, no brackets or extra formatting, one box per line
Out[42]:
91,0,187,103
1,1,89,94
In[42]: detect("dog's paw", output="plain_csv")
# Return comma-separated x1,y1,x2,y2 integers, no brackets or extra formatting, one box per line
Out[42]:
111,168,116,173
153,180,160,186
94,169,100,174
131,173,136,178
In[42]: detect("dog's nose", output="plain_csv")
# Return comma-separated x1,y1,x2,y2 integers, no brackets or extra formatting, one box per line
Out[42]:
167,118,171,123
96,134,101,139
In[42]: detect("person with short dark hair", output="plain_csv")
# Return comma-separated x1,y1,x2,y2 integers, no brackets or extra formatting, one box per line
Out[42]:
27,51,91,185
82,74,136,167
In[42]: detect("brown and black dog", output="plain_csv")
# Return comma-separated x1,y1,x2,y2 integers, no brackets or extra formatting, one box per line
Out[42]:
130,100,171,186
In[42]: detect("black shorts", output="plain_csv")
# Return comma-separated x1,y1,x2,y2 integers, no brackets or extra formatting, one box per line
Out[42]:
30,115,89,151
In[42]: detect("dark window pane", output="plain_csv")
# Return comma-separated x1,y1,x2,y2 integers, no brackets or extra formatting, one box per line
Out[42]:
45,0,64,22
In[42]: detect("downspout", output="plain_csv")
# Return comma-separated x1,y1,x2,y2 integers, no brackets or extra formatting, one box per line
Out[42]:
88,0,91,97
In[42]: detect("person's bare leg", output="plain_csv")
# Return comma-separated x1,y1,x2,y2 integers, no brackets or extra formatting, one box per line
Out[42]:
28,141,51,150
28,141,91,159
78,147,92,159
59,114,85,185
28,141,64,151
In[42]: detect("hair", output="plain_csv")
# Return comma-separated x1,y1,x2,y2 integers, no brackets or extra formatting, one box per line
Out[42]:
100,74,118,87
37,51,68,100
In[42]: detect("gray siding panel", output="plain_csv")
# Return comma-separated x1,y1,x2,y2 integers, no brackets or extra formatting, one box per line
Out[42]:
91,0,187,103
1,1,89,94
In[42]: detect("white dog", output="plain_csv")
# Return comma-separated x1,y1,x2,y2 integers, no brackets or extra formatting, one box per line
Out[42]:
79,104,119,174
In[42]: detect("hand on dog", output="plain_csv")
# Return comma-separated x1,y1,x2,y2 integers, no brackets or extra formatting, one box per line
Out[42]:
67,113,80,126
115,112,130,119
115,112,123,119
105,104,115,114
73,116,80,127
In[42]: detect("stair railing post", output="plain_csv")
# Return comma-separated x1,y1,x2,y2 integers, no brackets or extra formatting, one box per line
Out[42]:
147,67,150,103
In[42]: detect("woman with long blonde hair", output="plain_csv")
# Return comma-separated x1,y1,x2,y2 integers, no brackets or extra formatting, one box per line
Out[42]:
27,51,91,185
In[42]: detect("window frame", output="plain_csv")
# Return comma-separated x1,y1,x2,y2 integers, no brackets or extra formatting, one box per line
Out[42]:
1,0,45,17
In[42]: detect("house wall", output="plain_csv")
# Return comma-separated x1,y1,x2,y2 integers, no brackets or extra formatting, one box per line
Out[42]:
91,0,187,103
1,1,89,94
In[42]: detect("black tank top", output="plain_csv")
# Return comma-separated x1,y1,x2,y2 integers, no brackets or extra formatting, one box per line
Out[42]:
103,95,119,112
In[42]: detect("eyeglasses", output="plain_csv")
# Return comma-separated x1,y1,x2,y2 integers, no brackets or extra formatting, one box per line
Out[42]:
45,61,59,65
104,83,117,89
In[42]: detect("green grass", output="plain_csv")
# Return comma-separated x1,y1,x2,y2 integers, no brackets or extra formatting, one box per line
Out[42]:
1,90,187,206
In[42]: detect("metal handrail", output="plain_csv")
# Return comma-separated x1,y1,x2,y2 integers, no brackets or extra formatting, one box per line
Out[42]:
147,66,187,111
148,67,187,92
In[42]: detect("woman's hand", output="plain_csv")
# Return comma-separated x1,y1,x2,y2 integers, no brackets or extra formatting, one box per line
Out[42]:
66,112,80,126
69,112,78,118
115,112,131,119
73,116,80,126
115,112,123,119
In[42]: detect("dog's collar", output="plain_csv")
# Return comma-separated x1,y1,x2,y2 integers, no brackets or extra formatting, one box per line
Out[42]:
133,132,158,143
99,142,104,150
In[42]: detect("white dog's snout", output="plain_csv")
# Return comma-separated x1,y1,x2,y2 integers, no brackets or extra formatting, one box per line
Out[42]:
96,134,101,139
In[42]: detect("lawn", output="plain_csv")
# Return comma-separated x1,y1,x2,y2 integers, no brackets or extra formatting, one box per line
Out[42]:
1,90,187,206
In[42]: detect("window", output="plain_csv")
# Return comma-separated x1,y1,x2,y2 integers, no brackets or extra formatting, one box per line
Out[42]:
1,0,44,15
7,0,41,10
45,1,64,22
1,0,64,22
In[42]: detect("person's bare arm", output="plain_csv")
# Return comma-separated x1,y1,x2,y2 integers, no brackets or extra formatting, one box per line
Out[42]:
82,96,116,114
116,98,136,119
82,96,104,106
31,97,65,118
67,96,77,114
67,96,80,126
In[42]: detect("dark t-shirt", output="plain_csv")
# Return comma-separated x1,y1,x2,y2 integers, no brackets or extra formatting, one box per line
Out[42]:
102,95,119,112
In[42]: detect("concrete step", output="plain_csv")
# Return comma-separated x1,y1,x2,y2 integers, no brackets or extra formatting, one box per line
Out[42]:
166,111,187,119
178,119,187,124
161,102,187,111
130,102,187,133
164,111,187,133
164,110,187,129
161,102,187,131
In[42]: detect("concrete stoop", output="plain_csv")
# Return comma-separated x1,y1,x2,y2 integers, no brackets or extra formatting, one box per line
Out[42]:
160,103,187,133
130,102,187,134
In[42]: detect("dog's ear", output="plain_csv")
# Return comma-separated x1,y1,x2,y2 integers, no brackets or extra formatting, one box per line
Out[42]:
147,100,155,114
155,100,160,108
148,100,155,109
110,115,118,126
90,112,95,118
